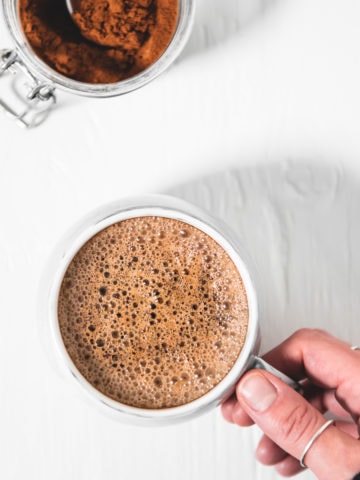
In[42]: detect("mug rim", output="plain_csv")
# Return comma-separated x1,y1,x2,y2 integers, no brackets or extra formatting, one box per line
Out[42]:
47,195,259,424
2,0,195,97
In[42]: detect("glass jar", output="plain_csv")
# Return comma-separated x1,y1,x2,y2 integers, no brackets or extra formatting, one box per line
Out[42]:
0,0,195,127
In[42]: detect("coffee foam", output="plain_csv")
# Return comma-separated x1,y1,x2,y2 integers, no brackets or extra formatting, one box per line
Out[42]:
58,216,248,409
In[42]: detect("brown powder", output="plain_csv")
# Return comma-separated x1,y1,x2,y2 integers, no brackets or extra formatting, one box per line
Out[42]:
18,0,179,84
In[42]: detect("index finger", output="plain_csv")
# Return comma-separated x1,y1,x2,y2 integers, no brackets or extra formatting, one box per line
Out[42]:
263,328,360,419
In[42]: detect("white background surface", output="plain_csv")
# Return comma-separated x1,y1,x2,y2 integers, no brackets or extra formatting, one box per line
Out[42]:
1,0,360,479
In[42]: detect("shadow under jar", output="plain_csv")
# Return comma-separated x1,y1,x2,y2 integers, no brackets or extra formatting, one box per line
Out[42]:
0,0,194,126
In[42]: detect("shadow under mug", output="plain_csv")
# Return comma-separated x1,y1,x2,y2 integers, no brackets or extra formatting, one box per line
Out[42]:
42,194,299,425
0,0,195,127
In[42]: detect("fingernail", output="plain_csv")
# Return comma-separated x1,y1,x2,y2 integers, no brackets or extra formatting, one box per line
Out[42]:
238,373,278,412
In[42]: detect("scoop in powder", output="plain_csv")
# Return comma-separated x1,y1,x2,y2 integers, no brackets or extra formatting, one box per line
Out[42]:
19,0,179,84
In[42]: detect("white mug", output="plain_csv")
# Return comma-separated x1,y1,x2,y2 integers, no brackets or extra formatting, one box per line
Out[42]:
41,194,299,425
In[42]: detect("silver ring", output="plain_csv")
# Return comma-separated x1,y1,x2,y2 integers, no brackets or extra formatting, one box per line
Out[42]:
300,419,335,468
351,345,360,351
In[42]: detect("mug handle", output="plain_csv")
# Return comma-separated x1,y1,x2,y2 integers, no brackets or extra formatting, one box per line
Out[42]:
250,356,303,393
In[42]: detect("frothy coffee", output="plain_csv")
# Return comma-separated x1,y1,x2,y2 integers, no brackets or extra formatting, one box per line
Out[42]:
58,216,248,409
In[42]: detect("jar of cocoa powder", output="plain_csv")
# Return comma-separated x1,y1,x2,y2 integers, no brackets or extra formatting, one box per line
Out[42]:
0,0,194,127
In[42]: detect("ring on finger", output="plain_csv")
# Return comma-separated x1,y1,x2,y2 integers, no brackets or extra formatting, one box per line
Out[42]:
300,419,335,468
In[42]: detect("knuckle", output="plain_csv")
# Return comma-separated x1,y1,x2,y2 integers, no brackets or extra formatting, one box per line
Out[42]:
292,328,328,342
279,402,318,445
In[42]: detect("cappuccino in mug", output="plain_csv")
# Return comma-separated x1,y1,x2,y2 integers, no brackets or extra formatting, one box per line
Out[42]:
58,216,249,409
46,195,261,424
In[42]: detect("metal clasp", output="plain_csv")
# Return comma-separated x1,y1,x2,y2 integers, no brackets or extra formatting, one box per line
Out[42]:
0,49,56,128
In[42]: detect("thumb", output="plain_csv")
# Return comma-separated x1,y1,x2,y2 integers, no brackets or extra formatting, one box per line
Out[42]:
236,370,360,479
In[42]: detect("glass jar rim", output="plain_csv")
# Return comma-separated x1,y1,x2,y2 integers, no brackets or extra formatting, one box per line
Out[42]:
2,0,195,97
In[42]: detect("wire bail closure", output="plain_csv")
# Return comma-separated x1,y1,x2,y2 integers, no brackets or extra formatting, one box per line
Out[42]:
0,49,56,128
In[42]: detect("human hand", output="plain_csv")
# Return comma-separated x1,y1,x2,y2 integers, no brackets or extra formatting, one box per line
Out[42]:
221,329,360,479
